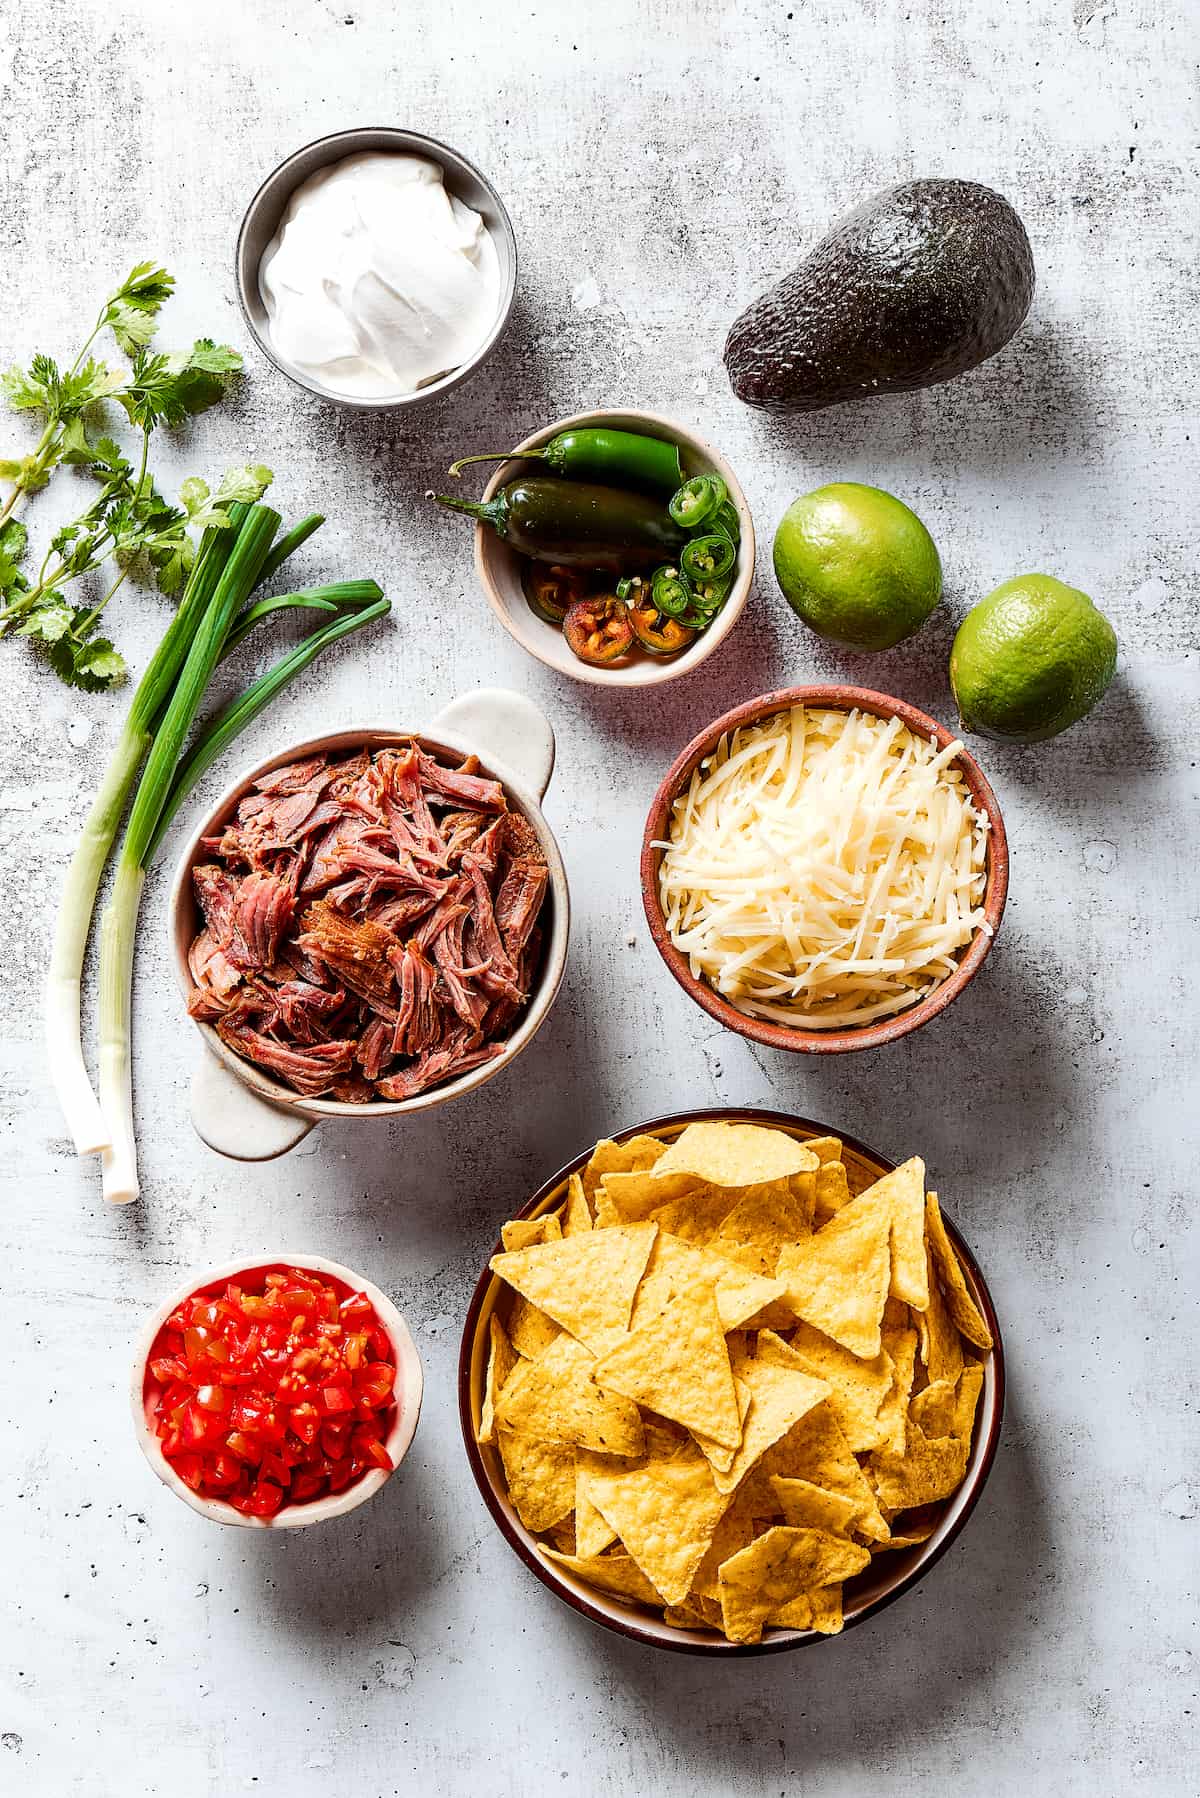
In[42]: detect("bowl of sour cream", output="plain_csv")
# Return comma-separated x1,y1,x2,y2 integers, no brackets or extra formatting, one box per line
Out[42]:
236,127,517,408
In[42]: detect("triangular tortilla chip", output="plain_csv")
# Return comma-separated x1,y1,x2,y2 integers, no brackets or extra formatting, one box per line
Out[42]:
477,1313,517,1446
768,1403,890,1542
874,1328,919,1456
916,1250,965,1386
718,1526,869,1644
925,1193,993,1350
629,1232,785,1335
757,1324,893,1453
541,1548,662,1608
495,1333,645,1456
575,1457,619,1558
692,1377,751,1476
867,1158,929,1309
648,1187,741,1246
712,1182,813,1276
804,1135,843,1166
776,1183,893,1357
653,1121,818,1187
561,1172,592,1237
770,1475,859,1537
688,1494,759,1600
595,1169,704,1227
911,1362,984,1442
664,1594,724,1631
712,1354,830,1496
594,1280,742,1449
813,1160,852,1224
500,1212,562,1252
490,1223,657,1355
578,1442,731,1605
869,1365,983,1510
496,1426,575,1534
507,1294,561,1361
581,1135,666,1209
768,1583,846,1634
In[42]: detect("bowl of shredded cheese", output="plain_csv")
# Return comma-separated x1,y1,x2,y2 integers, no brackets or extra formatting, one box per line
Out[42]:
641,688,1008,1052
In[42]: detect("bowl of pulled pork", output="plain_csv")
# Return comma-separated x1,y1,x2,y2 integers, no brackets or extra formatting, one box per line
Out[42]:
169,689,567,1160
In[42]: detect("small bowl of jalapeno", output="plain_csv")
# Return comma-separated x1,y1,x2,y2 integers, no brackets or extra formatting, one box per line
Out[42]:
430,409,755,686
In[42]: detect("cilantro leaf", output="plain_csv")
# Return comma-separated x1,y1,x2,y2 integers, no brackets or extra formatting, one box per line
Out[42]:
48,630,127,691
16,594,74,643
0,519,27,587
214,464,273,506
104,264,176,358
2,356,58,411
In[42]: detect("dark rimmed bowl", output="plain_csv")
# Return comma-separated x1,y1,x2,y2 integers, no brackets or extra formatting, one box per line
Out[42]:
458,1106,1005,1657
640,687,1009,1054
235,126,517,410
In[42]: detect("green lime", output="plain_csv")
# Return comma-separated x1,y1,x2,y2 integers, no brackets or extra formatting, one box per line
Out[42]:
772,482,942,651
950,574,1117,742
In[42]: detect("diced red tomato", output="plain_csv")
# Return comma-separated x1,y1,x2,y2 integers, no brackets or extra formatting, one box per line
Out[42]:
146,1266,398,1517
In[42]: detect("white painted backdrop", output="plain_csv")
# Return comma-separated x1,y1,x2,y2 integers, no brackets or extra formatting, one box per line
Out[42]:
2,1,1196,1793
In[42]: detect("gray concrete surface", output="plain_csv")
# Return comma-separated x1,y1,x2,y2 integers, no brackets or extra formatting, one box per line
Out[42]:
2,1,1197,1793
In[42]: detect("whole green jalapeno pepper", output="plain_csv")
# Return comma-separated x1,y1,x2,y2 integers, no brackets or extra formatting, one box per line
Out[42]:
432,479,685,570
447,428,685,498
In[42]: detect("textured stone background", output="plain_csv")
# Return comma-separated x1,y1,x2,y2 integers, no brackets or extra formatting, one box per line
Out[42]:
2,1,1197,1792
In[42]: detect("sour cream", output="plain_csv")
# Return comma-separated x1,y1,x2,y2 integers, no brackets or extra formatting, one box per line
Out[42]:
259,152,502,399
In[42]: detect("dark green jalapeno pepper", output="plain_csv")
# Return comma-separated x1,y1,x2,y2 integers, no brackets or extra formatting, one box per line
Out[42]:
448,428,685,497
433,479,685,570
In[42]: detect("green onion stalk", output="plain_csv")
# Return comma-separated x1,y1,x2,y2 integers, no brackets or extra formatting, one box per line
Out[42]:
98,505,280,1202
45,515,241,1152
99,584,388,1204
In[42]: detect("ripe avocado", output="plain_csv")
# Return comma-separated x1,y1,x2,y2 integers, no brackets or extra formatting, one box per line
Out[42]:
725,179,1035,414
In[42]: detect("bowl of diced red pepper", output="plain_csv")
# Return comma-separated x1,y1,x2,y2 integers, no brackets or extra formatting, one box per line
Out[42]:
133,1255,422,1526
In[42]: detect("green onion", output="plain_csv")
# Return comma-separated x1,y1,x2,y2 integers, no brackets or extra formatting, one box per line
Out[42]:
99,504,280,1201
148,594,390,860
44,514,240,1152
222,579,383,659
46,488,386,1191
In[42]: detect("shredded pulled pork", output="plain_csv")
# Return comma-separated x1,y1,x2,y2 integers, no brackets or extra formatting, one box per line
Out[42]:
187,743,549,1102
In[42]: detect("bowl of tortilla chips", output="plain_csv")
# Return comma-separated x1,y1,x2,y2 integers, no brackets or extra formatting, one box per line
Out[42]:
458,1109,1003,1654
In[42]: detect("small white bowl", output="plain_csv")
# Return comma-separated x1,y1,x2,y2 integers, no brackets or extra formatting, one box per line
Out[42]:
467,409,755,687
131,1253,423,1529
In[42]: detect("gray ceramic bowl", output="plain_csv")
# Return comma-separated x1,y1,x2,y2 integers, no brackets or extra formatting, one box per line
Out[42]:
235,126,517,409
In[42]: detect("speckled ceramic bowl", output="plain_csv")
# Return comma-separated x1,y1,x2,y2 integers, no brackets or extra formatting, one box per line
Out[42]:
465,409,754,687
641,686,1009,1053
133,1253,423,1529
459,1107,1004,1656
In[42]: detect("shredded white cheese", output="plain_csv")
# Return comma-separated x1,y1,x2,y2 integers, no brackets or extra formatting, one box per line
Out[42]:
657,706,989,1029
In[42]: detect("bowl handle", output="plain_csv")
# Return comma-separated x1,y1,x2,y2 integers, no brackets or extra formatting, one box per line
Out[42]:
190,1045,314,1161
429,689,555,799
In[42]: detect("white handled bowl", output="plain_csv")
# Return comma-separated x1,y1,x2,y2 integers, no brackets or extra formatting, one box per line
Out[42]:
167,689,567,1162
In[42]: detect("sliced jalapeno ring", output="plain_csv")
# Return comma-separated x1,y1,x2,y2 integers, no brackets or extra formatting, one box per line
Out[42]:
681,534,736,583
689,576,733,613
668,474,726,529
629,597,696,657
616,574,649,604
563,594,635,667
522,561,587,625
711,500,741,544
650,566,692,619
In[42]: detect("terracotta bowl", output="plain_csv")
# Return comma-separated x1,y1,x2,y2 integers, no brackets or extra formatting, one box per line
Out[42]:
466,408,755,687
132,1253,423,1529
641,686,1009,1054
167,689,569,1163
458,1107,1004,1656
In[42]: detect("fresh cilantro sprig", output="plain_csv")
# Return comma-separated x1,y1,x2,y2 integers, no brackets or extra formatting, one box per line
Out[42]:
0,264,246,689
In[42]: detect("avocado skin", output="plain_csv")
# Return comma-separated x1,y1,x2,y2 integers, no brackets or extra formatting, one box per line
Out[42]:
725,179,1035,414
